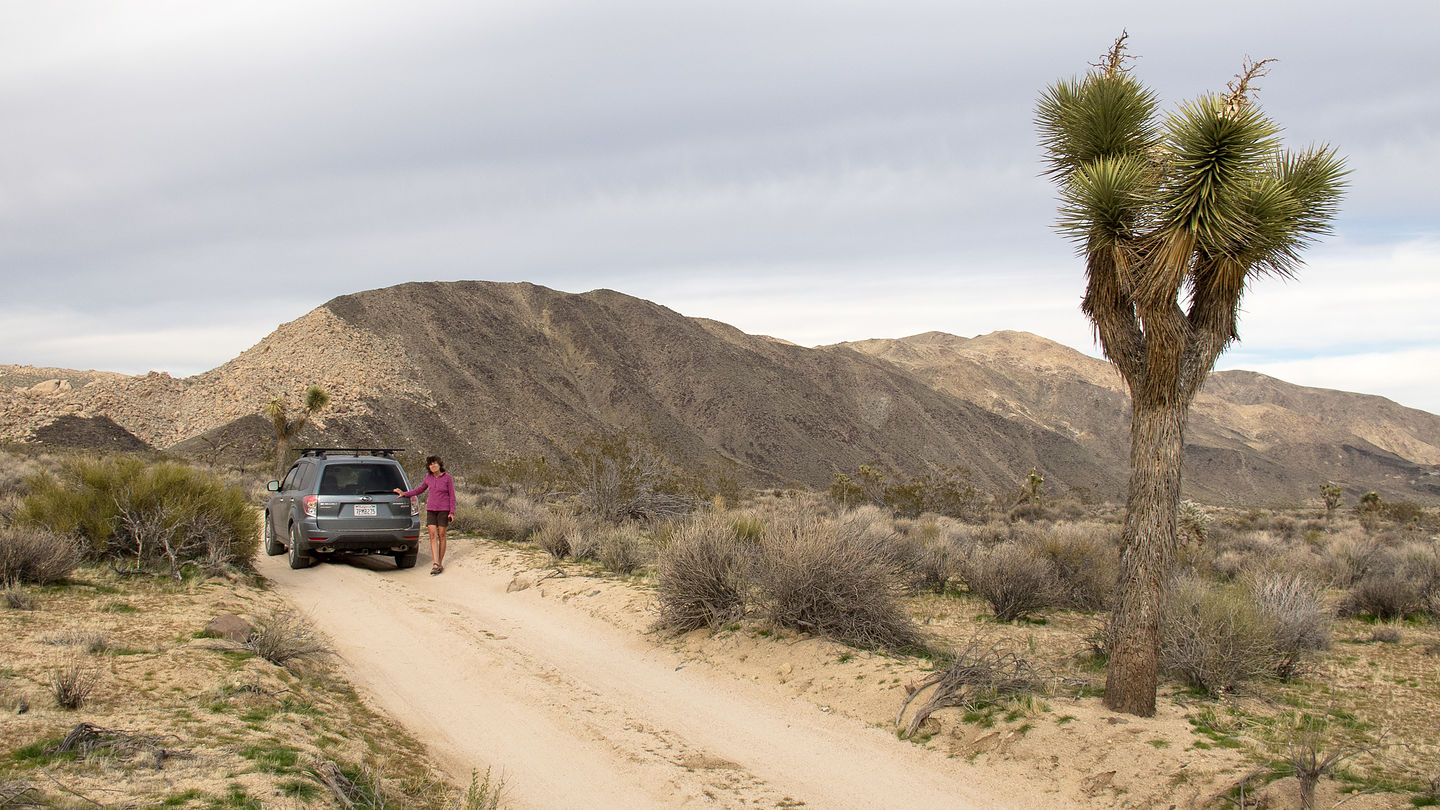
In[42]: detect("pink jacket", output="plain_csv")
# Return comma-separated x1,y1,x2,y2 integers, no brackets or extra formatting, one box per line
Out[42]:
400,472,456,513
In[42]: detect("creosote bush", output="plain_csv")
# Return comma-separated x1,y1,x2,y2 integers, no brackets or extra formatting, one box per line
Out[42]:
1032,522,1119,611
1339,544,1433,620
828,463,992,521
1160,577,1275,696
596,524,649,575
563,432,703,523
15,456,256,569
454,497,548,543
0,525,81,585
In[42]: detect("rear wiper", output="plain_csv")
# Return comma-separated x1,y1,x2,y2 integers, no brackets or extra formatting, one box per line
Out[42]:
363,490,395,495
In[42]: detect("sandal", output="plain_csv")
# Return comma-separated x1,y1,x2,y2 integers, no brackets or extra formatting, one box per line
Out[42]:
429,563,441,576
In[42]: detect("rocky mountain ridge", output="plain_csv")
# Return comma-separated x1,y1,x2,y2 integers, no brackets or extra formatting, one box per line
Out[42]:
3,281,1437,505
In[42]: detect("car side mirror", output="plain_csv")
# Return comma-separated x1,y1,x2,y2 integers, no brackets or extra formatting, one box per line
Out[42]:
267,481,280,492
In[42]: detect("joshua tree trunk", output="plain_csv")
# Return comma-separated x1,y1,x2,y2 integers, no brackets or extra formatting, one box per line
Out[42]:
1105,400,1186,716
273,435,292,483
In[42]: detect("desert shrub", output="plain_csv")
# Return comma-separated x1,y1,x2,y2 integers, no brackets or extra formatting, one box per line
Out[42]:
531,511,579,559
4,582,35,610
961,542,1059,622
502,496,549,540
655,511,754,632
1367,625,1401,643
244,608,334,668
1161,577,1275,696
1268,514,1301,541
1355,491,1384,531
890,518,958,594
731,513,765,544
15,457,256,568
596,524,649,575
1190,527,1288,582
457,505,519,541
1342,572,1425,620
893,466,992,521
445,504,485,536
1045,497,1087,521
451,768,504,810
1204,549,1248,582
942,519,1016,552
0,451,44,498
1007,500,1053,522
477,453,559,497
44,628,110,654
562,432,703,523
0,525,81,585
1378,499,1427,527
830,464,991,522
1321,528,1383,586
1032,522,1118,611
1338,543,1432,620
49,657,101,709
754,507,921,650
1247,572,1330,680
1403,542,1440,618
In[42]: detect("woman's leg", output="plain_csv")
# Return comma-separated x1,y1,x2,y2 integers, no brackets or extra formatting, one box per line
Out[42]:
428,523,440,569
435,525,447,567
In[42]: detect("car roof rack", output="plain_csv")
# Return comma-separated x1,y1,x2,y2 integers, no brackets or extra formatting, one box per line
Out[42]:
296,448,404,458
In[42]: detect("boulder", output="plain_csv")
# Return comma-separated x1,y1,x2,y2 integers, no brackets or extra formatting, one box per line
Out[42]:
205,614,254,642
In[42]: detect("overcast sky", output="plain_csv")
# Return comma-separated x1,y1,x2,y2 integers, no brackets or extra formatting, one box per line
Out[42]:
3,1,1437,414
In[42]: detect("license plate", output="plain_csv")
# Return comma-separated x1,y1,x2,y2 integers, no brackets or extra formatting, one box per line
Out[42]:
353,504,377,517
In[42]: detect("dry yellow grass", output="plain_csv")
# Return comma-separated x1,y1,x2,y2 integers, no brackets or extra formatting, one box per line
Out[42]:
0,567,474,809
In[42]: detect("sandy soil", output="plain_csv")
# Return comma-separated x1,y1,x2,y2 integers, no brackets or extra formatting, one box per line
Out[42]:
258,541,1066,809
256,537,1425,810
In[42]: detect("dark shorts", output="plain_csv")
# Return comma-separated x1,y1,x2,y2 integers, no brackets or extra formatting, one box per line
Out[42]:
426,510,451,528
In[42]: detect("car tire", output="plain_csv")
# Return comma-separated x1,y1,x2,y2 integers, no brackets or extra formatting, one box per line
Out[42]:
394,550,418,569
287,524,315,570
263,515,285,557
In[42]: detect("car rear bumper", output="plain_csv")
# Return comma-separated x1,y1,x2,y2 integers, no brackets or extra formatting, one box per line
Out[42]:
297,525,420,554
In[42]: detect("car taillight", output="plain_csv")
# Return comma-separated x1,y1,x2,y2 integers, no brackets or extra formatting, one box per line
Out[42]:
409,497,419,516
302,495,318,517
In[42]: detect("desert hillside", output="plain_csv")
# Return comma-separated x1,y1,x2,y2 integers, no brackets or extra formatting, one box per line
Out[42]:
842,331,1440,504
3,280,1438,505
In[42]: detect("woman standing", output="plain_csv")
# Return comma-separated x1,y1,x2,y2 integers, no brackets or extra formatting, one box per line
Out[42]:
395,456,456,575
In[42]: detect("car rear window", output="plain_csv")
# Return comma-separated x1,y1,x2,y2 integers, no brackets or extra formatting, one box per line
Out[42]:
318,463,405,496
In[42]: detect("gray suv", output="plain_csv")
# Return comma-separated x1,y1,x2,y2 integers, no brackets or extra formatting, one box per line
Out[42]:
264,448,421,570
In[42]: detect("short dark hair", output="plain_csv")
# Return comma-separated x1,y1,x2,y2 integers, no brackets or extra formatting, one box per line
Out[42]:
425,455,445,472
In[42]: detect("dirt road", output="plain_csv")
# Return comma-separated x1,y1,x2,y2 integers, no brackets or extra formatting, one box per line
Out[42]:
258,541,1058,809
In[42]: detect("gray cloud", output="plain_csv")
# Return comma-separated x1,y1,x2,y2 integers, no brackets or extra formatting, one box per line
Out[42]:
2,1,1436,410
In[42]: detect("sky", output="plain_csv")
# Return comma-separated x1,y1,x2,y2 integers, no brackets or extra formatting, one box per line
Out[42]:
3,1,1438,413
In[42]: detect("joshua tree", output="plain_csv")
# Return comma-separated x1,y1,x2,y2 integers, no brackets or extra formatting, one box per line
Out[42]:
265,385,330,481
1320,481,1344,520
1036,34,1346,716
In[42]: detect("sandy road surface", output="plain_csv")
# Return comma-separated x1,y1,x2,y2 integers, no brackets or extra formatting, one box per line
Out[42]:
258,542,1060,809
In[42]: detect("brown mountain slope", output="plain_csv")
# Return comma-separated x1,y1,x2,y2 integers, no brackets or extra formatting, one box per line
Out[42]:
4,282,1436,505
842,331,1440,504
312,282,1115,495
